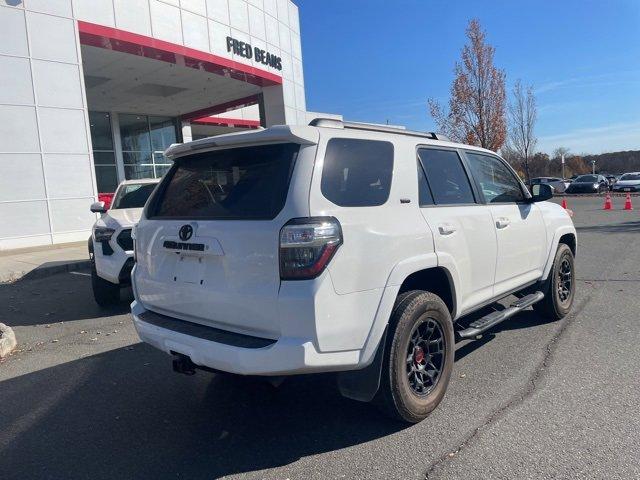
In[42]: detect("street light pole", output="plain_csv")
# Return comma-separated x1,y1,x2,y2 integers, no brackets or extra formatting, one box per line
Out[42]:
592,159,596,174
561,154,565,179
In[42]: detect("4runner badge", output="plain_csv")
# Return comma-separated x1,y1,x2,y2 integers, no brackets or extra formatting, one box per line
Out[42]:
178,224,193,241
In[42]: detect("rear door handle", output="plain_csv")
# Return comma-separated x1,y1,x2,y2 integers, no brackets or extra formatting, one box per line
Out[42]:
438,224,456,236
496,217,511,229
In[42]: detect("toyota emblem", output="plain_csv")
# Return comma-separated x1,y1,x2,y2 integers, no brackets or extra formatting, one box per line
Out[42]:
178,224,193,241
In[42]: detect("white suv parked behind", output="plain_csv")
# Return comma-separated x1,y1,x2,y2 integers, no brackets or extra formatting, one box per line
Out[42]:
89,179,159,305
130,120,576,422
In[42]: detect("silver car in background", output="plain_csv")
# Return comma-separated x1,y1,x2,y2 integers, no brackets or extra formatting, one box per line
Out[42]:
530,177,568,193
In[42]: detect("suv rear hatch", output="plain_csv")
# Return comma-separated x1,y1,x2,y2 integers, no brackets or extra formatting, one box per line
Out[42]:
133,127,318,339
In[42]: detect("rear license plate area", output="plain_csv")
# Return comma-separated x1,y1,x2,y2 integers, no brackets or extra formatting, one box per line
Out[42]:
174,255,204,284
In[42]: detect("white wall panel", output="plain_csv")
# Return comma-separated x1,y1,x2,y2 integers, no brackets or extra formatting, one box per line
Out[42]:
33,61,83,109
208,19,231,56
291,30,301,59
294,82,305,111
292,56,303,85
181,0,207,16
278,20,290,52
0,56,34,105
72,0,115,27
0,154,45,202
27,12,77,63
228,0,249,33
0,7,29,57
0,201,50,238
282,78,295,109
0,105,40,152
263,0,276,18
114,0,152,36
275,0,288,24
182,10,209,52
280,51,292,80
206,0,229,24
247,0,262,8
26,0,72,17
264,12,278,46
150,0,183,44
248,4,265,39
50,198,95,232
38,108,88,153
288,1,298,32
44,154,93,198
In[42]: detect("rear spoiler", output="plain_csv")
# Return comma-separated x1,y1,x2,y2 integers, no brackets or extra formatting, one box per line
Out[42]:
165,125,319,161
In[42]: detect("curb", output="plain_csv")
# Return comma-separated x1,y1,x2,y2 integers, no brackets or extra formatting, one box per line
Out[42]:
0,323,17,358
0,260,91,285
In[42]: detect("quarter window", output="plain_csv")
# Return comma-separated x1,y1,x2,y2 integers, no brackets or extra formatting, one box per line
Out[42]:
321,138,394,207
465,152,525,203
418,149,475,205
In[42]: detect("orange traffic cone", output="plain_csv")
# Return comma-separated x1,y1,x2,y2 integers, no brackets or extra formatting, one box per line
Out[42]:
561,198,568,209
624,193,633,210
603,193,613,210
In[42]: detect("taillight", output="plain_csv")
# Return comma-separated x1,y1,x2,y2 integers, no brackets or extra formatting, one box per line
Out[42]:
279,217,342,280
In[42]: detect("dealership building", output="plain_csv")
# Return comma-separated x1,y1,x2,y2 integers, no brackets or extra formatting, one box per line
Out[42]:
0,0,324,250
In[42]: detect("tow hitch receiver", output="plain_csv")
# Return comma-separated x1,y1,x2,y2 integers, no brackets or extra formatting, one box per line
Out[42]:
172,353,197,375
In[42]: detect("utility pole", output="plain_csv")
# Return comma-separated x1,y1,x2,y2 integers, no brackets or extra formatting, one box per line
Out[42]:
561,154,565,179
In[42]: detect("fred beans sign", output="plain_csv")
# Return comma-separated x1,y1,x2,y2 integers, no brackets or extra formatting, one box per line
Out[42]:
226,36,283,71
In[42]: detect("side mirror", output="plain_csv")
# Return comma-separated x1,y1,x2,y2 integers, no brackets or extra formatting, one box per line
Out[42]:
90,201,107,214
530,183,553,202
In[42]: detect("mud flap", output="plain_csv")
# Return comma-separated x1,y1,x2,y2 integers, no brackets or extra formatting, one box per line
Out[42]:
337,327,387,402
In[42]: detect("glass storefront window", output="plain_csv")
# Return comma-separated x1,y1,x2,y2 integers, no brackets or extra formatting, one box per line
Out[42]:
89,111,118,193
120,114,178,181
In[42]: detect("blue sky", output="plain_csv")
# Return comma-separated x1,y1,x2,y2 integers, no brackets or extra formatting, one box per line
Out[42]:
296,0,640,155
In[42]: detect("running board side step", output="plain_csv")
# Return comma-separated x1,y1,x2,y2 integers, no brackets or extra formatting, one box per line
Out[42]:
457,291,545,339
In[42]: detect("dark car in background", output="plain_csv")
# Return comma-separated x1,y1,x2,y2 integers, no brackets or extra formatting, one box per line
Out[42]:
604,174,618,190
565,174,609,194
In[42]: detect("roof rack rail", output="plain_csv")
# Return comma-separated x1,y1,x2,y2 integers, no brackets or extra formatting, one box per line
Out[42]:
308,117,450,142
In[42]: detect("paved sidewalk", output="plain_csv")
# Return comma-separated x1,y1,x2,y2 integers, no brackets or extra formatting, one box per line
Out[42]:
0,242,90,283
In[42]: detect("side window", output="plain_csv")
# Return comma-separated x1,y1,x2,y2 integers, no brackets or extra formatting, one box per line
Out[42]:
418,149,475,205
465,152,525,203
417,160,434,206
321,138,394,207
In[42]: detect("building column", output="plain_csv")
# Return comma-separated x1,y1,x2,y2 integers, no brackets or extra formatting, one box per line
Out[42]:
260,85,288,127
181,120,193,143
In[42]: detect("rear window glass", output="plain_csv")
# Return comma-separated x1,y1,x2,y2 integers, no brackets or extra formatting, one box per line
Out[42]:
111,183,156,209
321,138,394,207
152,143,299,219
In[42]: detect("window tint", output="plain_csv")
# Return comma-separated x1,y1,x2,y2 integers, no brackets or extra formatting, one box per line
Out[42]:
465,152,525,203
321,138,393,207
153,143,299,219
417,160,434,206
418,149,475,205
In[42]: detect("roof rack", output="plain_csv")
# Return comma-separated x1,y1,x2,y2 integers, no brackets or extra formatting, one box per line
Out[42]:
308,118,450,142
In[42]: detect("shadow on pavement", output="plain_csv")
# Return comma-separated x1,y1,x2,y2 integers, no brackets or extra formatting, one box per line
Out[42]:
576,220,640,234
0,272,132,327
0,344,404,480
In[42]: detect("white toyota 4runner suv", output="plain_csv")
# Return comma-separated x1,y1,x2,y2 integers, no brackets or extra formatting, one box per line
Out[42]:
89,179,159,305
130,119,576,423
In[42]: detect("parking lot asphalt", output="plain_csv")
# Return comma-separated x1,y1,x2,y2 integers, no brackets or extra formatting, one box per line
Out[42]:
1,196,639,480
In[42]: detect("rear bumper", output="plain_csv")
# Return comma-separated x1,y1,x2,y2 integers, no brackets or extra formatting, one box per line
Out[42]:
131,300,361,376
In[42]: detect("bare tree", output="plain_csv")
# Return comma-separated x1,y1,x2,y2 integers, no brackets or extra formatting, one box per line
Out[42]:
429,19,507,151
507,79,537,184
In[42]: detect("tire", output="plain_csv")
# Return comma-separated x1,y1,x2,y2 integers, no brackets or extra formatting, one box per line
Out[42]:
90,252,120,306
375,290,454,423
533,243,575,320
